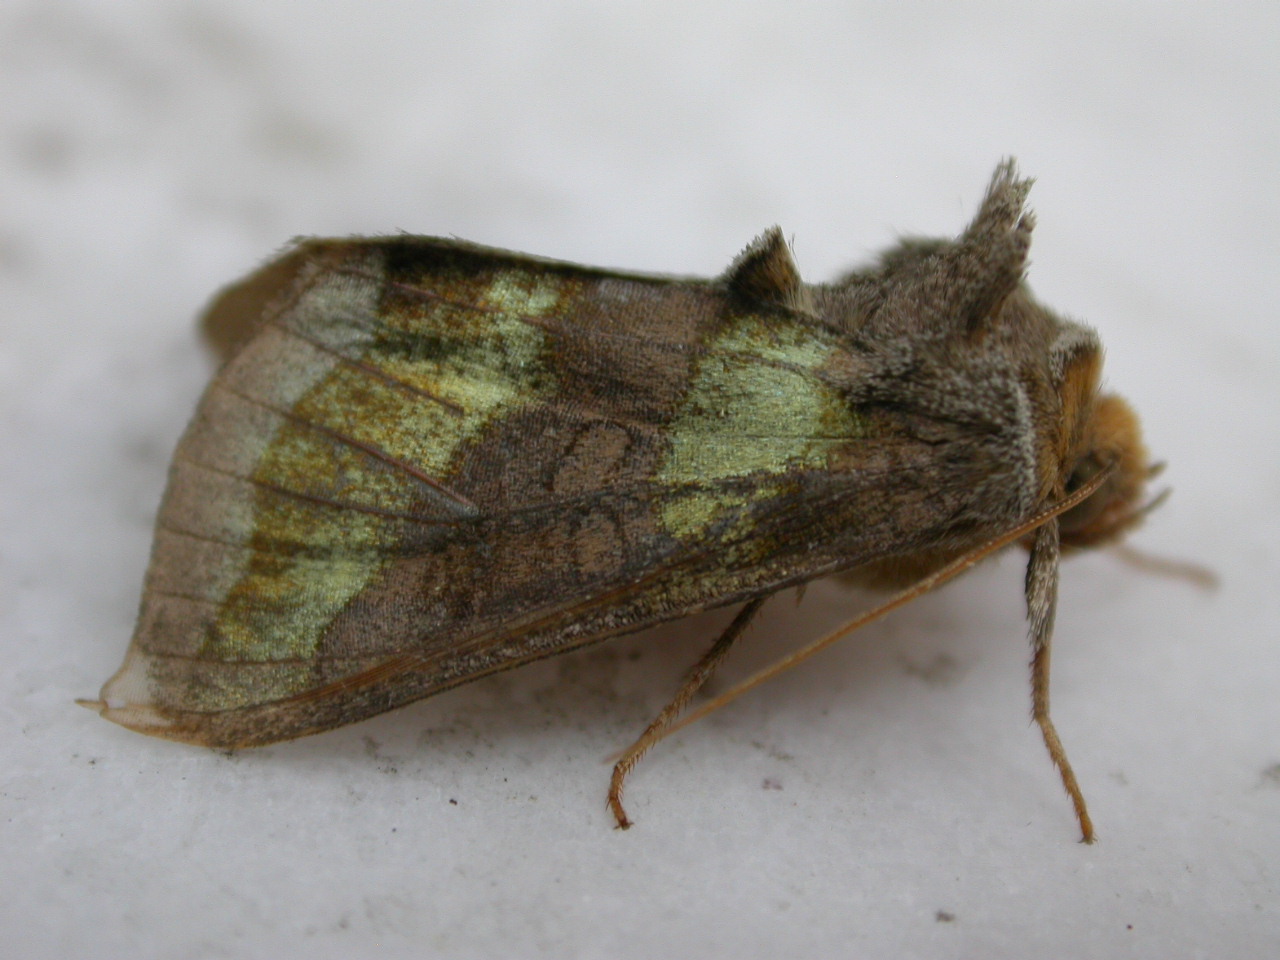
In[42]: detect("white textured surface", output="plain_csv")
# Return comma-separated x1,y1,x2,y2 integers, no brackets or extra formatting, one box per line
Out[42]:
3,3,1278,957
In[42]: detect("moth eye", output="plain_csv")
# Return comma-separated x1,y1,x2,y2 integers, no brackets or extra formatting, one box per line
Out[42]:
1064,452,1104,495
1059,450,1113,538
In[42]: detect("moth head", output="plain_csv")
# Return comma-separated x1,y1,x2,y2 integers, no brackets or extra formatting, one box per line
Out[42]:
1051,327,1158,549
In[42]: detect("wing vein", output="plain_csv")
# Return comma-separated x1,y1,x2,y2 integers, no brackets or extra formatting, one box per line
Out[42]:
173,453,465,527
268,318,466,416
209,380,478,514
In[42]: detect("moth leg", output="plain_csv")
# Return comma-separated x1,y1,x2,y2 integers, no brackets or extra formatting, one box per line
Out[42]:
608,596,766,829
1026,519,1095,842
1031,640,1094,843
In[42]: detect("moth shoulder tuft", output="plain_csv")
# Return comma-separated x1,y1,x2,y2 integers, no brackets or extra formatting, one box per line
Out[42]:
723,227,814,314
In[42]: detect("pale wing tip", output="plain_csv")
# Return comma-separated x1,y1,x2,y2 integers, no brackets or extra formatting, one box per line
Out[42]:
86,649,177,733
78,691,177,733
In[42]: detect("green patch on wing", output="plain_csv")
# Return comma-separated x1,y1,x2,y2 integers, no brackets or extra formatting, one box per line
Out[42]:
195,260,559,706
658,312,861,538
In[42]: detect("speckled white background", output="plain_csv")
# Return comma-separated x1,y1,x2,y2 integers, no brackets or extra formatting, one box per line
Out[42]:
3,2,1278,958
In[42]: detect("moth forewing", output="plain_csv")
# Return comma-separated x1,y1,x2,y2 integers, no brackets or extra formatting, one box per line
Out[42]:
86,161,1154,840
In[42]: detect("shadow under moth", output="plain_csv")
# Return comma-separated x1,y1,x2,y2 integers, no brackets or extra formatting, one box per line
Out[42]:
84,161,1158,841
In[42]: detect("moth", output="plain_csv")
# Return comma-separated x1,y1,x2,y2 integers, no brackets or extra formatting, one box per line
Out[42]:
84,162,1156,841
